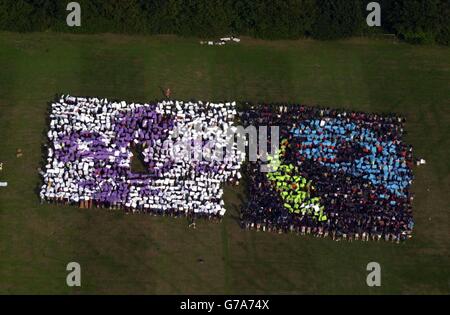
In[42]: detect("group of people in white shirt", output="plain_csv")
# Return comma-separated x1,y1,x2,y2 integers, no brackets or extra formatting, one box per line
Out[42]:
39,95,244,219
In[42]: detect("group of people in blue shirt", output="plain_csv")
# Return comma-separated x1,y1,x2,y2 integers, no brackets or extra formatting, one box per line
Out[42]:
240,103,415,242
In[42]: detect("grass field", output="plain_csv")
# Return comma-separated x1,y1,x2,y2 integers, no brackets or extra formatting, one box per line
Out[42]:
0,31,449,294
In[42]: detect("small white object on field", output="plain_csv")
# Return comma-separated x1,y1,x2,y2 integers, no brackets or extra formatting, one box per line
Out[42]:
416,158,427,166
201,36,241,46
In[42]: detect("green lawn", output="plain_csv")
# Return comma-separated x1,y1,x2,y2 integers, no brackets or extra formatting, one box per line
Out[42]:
0,32,448,294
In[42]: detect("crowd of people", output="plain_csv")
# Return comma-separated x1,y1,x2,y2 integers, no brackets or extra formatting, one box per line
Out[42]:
240,104,415,242
40,96,416,242
40,95,243,219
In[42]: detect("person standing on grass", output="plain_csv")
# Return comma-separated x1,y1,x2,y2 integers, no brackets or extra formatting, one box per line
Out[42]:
165,88,171,99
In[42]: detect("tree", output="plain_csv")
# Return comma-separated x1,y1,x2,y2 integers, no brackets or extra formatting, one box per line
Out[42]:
0,0,447,45
312,0,364,40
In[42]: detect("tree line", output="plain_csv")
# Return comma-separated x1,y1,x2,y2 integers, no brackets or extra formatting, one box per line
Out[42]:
0,0,448,45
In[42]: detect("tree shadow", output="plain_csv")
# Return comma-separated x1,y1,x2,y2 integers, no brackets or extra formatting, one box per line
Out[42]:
130,143,149,174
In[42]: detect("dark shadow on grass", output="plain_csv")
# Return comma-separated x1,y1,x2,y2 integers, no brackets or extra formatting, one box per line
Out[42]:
130,143,149,174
